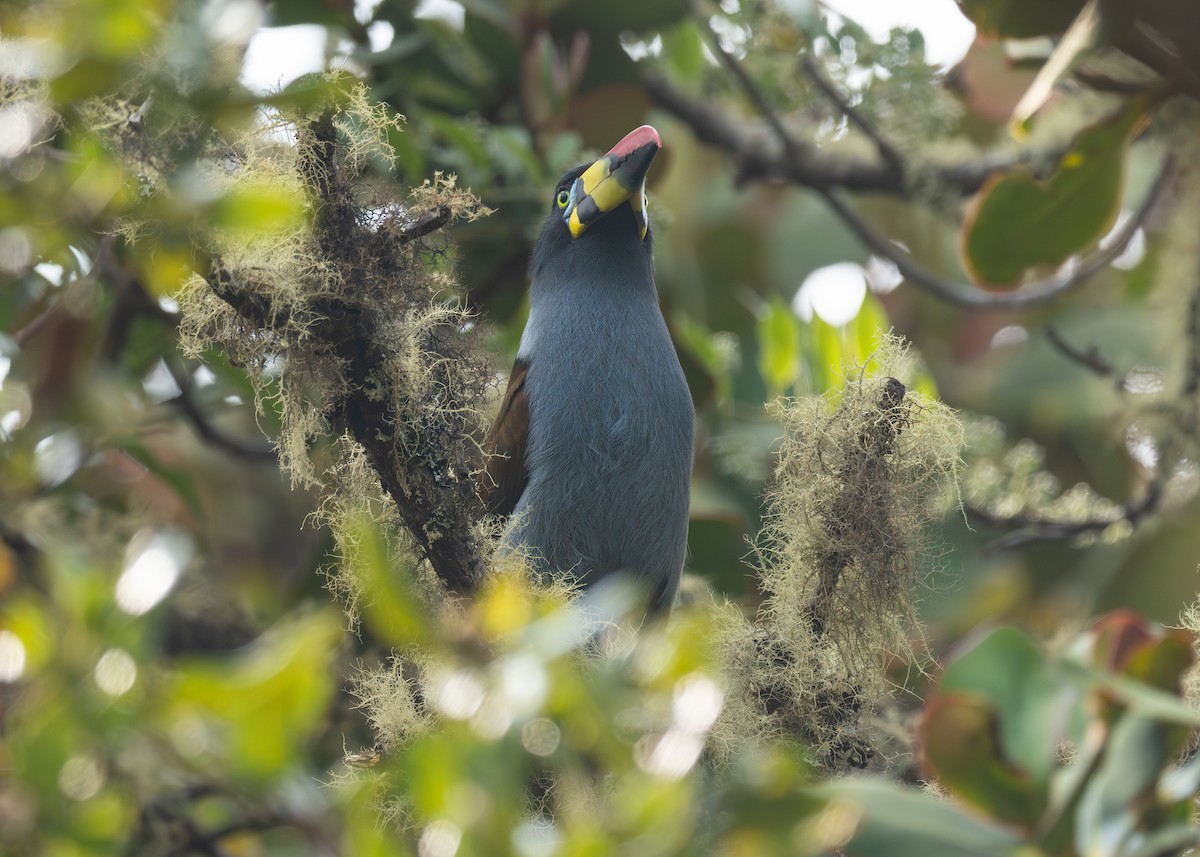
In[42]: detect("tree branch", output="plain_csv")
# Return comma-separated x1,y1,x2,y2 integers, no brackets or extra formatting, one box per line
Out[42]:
202,116,489,593
800,54,905,175
967,476,1163,555
1044,325,1121,385
690,0,799,160
163,359,276,462
644,73,1059,196
813,158,1172,311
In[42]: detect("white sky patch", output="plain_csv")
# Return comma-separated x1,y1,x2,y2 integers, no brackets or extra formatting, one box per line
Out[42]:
34,429,83,487
0,102,42,159
0,630,26,682
991,324,1029,348
820,0,976,67
59,755,105,801
511,817,561,857
367,20,395,52
419,819,463,857
635,728,705,780
355,0,384,25
0,227,31,275
415,0,465,29
793,262,867,327
673,673,723,733
521,718,561,757
1100,209,1146,271
94,648,137,696
0,407,27,439
203,0,263,44
241,25,328,95
68,245,92,277
1125,423,1158,469
115,528,194,616
495,654,546,717
194,365,218,388
35,261,65,286
865,252,903,293
429,668,486,720
143,359,183,403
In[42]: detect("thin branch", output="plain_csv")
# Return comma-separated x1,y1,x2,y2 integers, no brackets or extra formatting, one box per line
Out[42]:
393,205,451,243
1044,326,1117,379
1185,279,1200,398
644,73,1060,196
690,0,798,158
800,54,904,174
163,360,276,462
1073,67,1159,95
967,475,1163,554
813,157,1172,312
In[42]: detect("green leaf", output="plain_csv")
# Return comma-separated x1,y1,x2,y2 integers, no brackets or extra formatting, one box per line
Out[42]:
1075,714,1169,857
169,611,342,781
554,0,687,32
958,0,1089,38
757,298,802,394
1064,662,1200,727
663,20,706,79
1118,630,1195,695
269,0,356,27
1125,824,1200,857
826,778,1021,857
962,103,1144,287
344,515,432,650
919,693,1047,828
122,440,206,519
939,627,1075,783
210,180,308,236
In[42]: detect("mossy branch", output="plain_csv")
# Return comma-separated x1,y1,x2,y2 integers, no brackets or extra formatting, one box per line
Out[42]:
194,100,492,593
713,338,962,773
805,376,909,637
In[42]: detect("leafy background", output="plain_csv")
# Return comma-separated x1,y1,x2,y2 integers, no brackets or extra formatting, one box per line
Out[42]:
2,0,1200,853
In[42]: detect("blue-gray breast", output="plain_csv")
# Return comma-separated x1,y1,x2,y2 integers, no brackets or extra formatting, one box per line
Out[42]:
482,125,695,611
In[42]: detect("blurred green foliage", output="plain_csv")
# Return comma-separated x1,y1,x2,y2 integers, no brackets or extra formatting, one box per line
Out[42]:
2,0,1200,853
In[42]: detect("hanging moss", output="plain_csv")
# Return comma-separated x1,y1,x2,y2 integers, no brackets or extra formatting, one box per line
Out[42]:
713,334,963,771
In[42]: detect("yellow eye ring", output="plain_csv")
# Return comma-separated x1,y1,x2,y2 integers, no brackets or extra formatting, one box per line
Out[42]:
556,189,570,208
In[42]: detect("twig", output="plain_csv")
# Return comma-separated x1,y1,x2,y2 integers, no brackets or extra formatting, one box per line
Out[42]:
644,73,1061,195
1185,280,1200,398
163,360,276,462
690,0,799,158
801,54,904,174
393,205,451,243
812,157,1172,311
1044,325,1118,380
1073,67,1159,95
967,475,1162,554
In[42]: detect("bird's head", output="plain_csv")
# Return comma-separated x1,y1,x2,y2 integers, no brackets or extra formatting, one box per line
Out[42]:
532,125,662,274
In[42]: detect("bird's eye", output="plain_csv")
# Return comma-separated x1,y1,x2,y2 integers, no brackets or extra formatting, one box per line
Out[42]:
555,189,570,208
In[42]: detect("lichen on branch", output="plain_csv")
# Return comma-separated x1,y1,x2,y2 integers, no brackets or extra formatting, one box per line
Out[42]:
175,75,494,592
713,335,963,771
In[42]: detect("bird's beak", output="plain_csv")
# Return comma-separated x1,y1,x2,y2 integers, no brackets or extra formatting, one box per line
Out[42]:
564,124,661,241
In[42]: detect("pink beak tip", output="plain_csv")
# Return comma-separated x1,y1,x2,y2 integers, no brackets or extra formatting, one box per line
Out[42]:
606,124,662,159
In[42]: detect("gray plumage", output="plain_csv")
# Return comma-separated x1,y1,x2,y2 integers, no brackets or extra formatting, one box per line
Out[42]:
500,169,694,610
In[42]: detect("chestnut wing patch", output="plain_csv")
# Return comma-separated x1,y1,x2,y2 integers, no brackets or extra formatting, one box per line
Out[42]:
481,357,530,518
